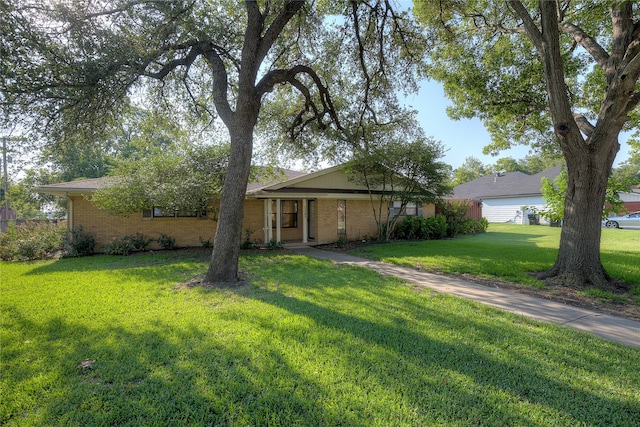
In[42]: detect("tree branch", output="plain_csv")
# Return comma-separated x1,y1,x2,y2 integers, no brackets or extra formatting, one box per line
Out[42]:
627,91,640,114
201,47,234,126
141,43,202,80
610,2,634,68
573,113,595,138
256,64,342,134
560,22,610,70
622,51,640,81
507,0,544,54
256,0,306,66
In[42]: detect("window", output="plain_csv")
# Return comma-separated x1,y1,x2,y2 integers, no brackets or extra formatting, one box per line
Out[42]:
272,200,298,228
142,207,206,219
389,201,421,217
337,200,346,233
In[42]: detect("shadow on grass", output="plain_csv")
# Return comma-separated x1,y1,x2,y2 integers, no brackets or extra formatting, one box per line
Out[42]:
238,255,639,425
2,307,351,426
4,252,639,426
22,249,210,276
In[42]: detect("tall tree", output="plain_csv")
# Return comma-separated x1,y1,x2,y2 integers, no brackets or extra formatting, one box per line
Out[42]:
414,1,640,287
451,156,488,186
2,1,424,283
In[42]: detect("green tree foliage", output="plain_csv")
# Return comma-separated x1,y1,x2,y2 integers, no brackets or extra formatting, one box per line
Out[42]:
92,143,229,217
39,108,182,182
7,169,63,219
451,156,489,186
491,157,521,174
414,0,640,287
612,141,640,188
345,135,451,242
516,153,565,176
529,168,626,222
451,153,565,186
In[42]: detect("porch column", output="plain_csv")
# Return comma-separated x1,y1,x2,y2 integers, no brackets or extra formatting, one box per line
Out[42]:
66,195,74,230
276,198,281,243
302,198,308,243
264,199,273,243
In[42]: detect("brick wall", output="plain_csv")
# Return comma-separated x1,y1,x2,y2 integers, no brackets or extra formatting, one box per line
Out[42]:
72,196,217,250
72,195,436,251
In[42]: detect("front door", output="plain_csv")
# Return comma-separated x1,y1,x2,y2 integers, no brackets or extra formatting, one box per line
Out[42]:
308,200,316,240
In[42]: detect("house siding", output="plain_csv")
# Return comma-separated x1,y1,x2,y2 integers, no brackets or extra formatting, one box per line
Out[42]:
482,196,548,224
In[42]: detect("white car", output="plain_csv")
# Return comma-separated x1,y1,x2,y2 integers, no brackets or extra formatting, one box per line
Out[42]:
603,211,640,229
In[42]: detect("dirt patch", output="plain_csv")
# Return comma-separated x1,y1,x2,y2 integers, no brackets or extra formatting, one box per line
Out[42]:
174,278,252,290
444,272,640,321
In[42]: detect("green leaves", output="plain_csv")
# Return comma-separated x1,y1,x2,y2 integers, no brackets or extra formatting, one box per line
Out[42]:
532,167,628,221
345,134,451,241
92,143,229,216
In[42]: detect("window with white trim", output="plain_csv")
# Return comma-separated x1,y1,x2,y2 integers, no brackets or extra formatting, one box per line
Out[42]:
337,200,346,233
389,201,422,217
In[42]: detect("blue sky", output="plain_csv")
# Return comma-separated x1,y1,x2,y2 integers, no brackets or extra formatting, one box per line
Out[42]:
406,80,632,171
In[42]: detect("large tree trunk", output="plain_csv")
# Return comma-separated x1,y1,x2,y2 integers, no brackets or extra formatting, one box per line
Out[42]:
518,0,628,289
205,108,258,283
541,134,618,287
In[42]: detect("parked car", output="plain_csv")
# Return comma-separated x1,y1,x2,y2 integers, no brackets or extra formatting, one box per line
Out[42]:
603,211,640,229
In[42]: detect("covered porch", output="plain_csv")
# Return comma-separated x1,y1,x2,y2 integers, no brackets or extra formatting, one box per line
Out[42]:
259,197,317,244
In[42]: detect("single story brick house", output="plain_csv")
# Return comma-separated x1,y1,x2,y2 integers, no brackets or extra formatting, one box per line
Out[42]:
37,165,435,251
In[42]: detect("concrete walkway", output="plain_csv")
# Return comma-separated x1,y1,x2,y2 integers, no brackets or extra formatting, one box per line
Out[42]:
289,246,640,348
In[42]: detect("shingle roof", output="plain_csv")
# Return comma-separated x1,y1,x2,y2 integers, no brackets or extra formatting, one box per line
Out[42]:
452,165,563,199
35,177,115,193
246,169,308,194
36,169,308,195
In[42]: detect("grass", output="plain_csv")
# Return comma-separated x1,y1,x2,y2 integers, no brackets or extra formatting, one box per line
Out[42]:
2,250,639,426
352,224,640,295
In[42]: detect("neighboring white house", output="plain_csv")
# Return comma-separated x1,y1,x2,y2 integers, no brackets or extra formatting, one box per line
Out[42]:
452,166,563,224
614,189,640,214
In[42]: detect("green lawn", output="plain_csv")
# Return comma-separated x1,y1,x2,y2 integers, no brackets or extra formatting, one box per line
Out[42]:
352,224,640,295
2,250,639,426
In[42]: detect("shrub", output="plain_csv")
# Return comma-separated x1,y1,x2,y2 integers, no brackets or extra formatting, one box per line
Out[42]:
240,229,257,250
394,215,448,240
156,233,176,250
103,238,137,256
437,200,474,238
460,217,489,234
200,237,213,248
336,230,349,247
395,216,421,240
62,226,95,257
103,233,153,256
127,233,154,251
0,221,65,261
428,215,448,239
265,239,283,250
